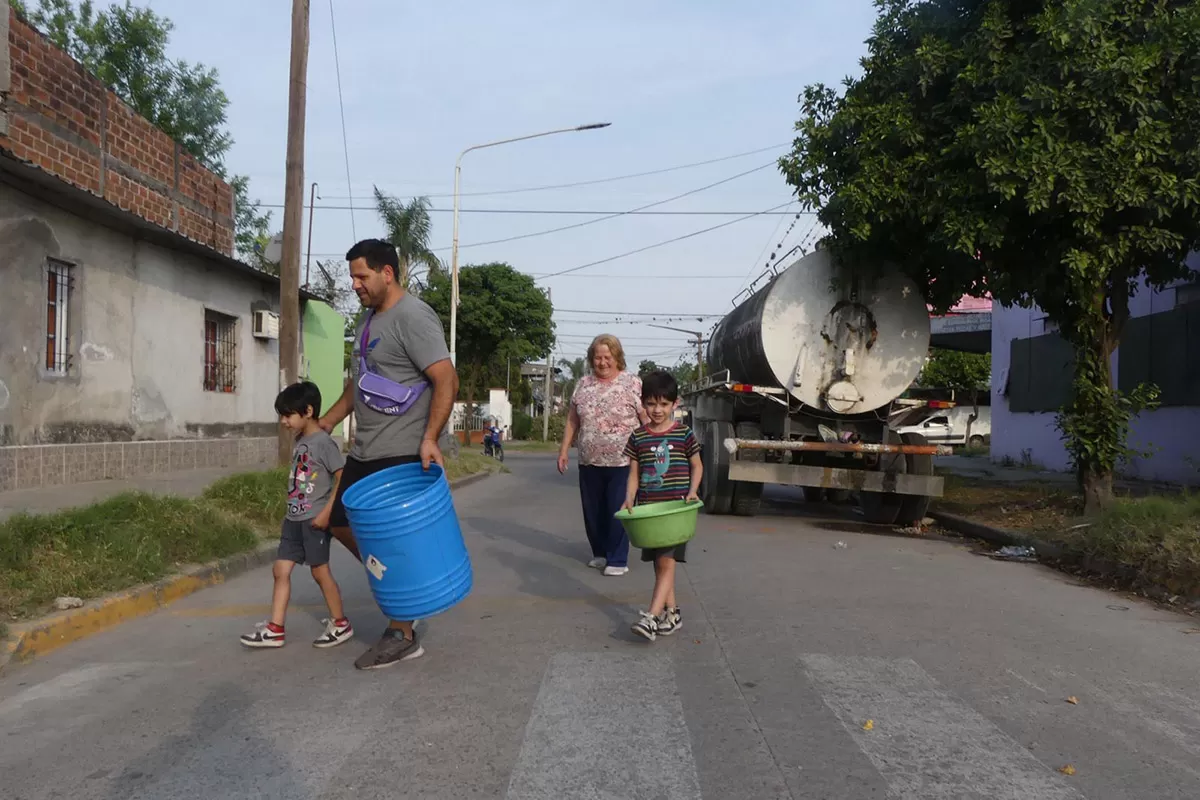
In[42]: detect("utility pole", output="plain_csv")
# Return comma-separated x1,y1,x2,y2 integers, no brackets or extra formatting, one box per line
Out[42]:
647,323,706,382
542,288,553,442
278,0,310,465
303,182,317,289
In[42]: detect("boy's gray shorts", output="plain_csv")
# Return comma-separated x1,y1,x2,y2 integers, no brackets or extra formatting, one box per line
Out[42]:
277,519,332,567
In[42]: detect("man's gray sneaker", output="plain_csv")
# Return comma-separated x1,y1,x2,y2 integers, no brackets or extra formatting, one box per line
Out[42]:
354,628,425,670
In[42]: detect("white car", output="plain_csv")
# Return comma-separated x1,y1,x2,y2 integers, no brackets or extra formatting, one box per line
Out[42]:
897,406,991,448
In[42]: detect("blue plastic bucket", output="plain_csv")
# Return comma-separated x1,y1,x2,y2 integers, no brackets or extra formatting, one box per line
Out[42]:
341,462,472,620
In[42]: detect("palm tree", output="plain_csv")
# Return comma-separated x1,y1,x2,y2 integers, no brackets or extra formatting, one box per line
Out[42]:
373,188,444,290
558,357,587,401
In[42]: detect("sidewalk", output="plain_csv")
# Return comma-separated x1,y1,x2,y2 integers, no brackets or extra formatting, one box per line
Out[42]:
0,460,274,521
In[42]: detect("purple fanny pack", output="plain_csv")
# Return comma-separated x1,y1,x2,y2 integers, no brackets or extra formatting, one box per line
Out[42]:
357,312,429,416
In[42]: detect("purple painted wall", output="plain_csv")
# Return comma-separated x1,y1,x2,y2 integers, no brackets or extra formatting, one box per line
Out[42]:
991,274,1200,484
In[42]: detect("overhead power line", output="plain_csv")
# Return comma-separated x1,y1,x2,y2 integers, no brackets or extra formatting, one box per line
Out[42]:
327,0,356,239
264,204,810,216
448,161,776,251
537,201,795,280
313,142,791,201
554,308,724,317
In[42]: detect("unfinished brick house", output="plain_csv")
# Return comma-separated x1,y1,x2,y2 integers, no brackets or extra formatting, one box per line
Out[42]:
0,7,293,491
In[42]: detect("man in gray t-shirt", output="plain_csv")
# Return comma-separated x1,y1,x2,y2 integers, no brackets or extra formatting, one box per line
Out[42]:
319,238,459,672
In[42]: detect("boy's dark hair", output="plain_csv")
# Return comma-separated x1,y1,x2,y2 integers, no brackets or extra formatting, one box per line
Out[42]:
275,381,323,418
346,239,400,280
641,370,678,403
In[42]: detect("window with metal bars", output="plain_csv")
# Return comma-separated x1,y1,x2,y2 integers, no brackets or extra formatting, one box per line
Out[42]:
203,310,238,392
45,259,74,374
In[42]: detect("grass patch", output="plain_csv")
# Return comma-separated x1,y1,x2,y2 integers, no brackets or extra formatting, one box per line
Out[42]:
937,475,1200,598
202,467,289,529
1054,494,1200,597
0,493,259,620
936,474,1085,533
445,451,506,482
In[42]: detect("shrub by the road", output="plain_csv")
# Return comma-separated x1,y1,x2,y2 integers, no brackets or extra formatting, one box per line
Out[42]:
512,411,533,440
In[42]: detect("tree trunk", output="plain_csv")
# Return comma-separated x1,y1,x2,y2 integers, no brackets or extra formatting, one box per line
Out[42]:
1080,468,1113,514
1068,283,1129,517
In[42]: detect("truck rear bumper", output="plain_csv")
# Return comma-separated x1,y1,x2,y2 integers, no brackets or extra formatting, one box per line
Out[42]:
728,462,944,497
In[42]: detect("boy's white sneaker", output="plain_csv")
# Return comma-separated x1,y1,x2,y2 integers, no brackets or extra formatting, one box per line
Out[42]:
631,611,658,641
587,557,607,570
656,608,680,636
240,621,285,648
603,565,629,577
312,617,354,648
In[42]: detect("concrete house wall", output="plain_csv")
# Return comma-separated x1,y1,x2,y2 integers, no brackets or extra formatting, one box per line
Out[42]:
991,275,1200,484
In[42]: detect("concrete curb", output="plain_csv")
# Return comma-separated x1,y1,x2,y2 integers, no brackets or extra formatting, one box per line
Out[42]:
0,469,498,674
928,511,1066,560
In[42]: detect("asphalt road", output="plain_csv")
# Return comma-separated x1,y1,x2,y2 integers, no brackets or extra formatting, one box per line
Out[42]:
2,453,1198,799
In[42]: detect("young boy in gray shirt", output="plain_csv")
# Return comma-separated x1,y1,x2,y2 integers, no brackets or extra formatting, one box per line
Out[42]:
241,381,354,649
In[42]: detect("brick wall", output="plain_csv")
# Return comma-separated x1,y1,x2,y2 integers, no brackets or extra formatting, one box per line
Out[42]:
0,7,234,255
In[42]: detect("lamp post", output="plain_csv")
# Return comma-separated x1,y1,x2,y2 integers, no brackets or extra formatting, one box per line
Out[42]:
449,123,611,371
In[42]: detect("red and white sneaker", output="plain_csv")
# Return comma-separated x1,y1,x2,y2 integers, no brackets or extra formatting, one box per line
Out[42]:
241,621,285,648
312,618,354,648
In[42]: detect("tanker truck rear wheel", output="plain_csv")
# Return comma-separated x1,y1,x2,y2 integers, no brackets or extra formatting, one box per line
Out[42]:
730,422,764,517
699,420,734,515
895,431,933,525
858,430,905,525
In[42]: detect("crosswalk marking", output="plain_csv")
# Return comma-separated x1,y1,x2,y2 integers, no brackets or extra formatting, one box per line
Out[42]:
506,652,702,800
801,654,1085,800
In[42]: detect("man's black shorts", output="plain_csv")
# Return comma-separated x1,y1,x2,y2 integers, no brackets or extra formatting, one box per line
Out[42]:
329,454,421,528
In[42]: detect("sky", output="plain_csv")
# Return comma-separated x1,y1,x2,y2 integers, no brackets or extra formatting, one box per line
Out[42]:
150,0,881,366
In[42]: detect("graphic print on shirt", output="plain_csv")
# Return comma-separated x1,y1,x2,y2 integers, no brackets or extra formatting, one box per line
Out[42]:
643,439,671,489
625,424,701,505
287,444,321,517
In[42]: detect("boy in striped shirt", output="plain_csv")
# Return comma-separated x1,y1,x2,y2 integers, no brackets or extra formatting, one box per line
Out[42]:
621,370,703,641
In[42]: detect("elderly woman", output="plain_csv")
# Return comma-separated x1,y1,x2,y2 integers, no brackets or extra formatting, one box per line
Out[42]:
557,334,648,576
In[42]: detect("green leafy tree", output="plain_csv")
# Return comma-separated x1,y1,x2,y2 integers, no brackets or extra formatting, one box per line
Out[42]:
422,263,555,422
373,189,444,291
232,176,273,268
13,0,270,263
916,350,991,392
637,360,660,376
781,0,1199,512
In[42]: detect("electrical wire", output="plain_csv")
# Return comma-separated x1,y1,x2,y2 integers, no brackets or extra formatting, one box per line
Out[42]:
328,0,356,240
536,201,795,280
735,200,795,297
448,162,777,251
313,142,791,201
553,308,725,317
264,205,809,216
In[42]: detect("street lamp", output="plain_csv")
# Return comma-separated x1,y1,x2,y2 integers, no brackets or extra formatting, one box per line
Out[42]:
449,123,612,370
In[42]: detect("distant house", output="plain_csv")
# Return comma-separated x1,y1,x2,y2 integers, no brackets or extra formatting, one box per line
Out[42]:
0,8,343,492
990,273,1200,483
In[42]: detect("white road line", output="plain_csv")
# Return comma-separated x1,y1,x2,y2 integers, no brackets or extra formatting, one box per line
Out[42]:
802,654,1084,800
506,652,702,800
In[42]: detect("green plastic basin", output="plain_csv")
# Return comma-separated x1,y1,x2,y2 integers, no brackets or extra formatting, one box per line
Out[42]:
614,499,703,549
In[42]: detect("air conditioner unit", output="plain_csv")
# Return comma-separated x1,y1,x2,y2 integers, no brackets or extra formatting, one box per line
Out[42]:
252,309,280,340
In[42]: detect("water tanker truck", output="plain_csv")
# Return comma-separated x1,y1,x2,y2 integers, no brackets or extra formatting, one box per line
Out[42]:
682,248,953,524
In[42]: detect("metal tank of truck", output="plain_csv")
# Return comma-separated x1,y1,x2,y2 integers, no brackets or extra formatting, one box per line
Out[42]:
682,248,953,524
